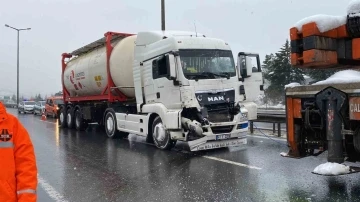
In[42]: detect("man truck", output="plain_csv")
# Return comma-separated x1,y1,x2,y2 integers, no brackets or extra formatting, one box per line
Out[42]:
286,1,360,163
58,30,263,151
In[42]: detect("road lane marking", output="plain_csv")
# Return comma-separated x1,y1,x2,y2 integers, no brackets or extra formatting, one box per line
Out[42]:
202,156,262,170
38,120,57,125
38,174,68,202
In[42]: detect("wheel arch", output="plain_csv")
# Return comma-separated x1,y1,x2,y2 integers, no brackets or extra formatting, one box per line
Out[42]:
142,103,182,130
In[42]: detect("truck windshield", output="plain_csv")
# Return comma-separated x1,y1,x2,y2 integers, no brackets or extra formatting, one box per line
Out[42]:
179,49,236,80
54,99,64,105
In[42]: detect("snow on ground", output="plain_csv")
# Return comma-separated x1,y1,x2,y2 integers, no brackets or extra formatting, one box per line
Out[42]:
348,0,360,14
294,14,346,33
258,103,285,109
284,82,301,89
313,162,352,175
303,74,310,79
312,70,360,85
280,152,289,157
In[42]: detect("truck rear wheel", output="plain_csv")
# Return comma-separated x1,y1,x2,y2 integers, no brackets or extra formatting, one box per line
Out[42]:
75,109,88,131
58,107,67,128
66,108,75,129
104,109,129,139
152,116,176,150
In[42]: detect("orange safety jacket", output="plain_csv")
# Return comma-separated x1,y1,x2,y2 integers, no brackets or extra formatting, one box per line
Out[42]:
0,102,37,202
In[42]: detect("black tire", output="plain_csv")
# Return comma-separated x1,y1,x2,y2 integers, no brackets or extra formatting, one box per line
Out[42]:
104,109,129,139
58,107,67,128
66,108,75,129
146,134,154,144
152,116,176,150
75,109,88,131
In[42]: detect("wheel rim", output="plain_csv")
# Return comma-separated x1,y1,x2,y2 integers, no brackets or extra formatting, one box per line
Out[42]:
154,123,166,142
106,115,114,133
67,113,71,125
76,113,80,128
60,112,64,123
153,122,169,148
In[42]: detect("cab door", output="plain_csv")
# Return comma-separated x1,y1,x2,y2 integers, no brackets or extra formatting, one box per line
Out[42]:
45,99,51,115
237,52,264,102
150,54,181,109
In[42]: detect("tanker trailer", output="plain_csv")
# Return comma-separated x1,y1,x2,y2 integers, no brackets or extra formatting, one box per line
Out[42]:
59,30,262,151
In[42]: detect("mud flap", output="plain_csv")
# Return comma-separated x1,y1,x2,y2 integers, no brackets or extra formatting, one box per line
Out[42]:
315,87,348,163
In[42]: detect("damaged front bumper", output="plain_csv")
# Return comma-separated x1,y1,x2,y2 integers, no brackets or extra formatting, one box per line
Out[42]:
188,130,247,151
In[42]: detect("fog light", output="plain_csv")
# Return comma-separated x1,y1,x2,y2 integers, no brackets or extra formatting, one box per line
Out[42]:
237,122,249,129
238,112,248,122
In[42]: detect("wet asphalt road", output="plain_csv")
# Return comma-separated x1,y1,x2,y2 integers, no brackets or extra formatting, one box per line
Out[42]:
8,108,360,202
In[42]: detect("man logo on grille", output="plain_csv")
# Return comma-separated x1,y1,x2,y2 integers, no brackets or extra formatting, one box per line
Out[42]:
0,129,12,142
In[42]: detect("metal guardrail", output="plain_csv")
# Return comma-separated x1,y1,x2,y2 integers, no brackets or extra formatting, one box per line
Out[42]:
250,109,286,137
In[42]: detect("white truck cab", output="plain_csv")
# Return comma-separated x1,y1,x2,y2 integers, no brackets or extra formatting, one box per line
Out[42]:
127,31,263,150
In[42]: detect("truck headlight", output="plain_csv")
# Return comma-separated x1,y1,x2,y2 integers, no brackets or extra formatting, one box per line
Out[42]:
238,112,248,122
237,104,248,122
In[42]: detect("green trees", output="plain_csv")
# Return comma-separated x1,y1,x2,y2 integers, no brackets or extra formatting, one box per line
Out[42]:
262,39,305,103
261,39,338,105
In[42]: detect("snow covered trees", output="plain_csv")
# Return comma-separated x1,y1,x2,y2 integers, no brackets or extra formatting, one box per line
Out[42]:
263,40,305,103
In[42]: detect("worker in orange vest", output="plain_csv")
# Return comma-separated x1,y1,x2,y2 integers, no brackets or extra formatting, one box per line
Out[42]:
0,102,37,202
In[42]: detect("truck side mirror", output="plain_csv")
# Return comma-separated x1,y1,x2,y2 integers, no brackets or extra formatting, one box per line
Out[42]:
166,54,177,80
237,52,262,80
238,55,248,79
245,56,253,77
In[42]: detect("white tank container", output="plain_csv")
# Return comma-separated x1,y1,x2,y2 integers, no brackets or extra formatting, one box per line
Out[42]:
63,35,137,98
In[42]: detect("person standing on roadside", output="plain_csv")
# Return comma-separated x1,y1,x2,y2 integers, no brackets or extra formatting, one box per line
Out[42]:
0,102,37,202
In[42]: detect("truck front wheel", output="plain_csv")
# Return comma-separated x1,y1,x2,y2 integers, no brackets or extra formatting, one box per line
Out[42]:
152,116,176,150
104,109,129,139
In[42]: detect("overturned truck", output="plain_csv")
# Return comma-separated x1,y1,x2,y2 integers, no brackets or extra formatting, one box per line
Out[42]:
285,1,360,163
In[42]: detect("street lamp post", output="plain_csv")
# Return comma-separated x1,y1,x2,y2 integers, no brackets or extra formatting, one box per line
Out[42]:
161,0,165,30
5,24,31,107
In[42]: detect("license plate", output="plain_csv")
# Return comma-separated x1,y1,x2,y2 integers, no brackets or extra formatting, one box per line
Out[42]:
194,138,247,151
216,134,230,140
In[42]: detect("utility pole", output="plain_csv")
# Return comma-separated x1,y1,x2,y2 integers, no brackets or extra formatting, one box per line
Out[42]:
5,24,31,107
161,0,165,30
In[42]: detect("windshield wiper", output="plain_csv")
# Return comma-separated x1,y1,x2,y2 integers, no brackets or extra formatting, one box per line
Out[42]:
220,72,230,79
201,72,230,79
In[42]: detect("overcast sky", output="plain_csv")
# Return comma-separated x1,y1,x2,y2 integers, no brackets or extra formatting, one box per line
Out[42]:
0,0,352,98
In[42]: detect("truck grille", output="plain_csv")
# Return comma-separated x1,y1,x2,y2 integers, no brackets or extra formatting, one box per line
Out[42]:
205,103,234,123
211,125,234,134
207,110,233,123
